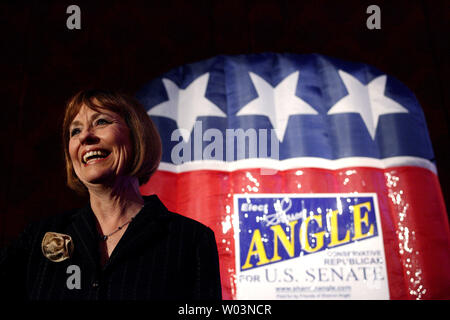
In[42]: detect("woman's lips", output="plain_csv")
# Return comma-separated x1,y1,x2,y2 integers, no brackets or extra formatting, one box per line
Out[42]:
82,149,111,165
83,153,111,166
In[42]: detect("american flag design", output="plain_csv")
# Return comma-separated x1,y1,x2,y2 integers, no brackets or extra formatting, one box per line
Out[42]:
137,53,450,299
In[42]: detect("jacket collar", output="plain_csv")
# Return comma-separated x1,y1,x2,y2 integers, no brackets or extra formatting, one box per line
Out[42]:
69,195,171,270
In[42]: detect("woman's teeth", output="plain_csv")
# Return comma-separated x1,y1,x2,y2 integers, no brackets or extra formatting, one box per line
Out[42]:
83,150,108,164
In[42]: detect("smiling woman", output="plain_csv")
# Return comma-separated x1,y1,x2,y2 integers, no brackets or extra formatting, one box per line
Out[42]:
62,90,161,194
69,107,132,186
0,90,222,300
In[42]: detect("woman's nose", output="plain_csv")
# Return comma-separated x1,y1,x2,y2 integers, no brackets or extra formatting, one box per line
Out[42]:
79,127,99,145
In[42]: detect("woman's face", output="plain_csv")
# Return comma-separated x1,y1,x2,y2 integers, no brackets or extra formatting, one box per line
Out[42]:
68,105,133,187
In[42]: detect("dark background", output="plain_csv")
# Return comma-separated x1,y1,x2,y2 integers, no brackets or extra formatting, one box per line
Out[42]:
1,0,448,247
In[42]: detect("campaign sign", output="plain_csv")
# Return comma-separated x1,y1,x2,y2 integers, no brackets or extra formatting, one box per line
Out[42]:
234,193,390,299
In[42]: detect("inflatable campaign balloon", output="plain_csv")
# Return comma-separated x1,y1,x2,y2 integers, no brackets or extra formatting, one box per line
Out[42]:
136,53,450,300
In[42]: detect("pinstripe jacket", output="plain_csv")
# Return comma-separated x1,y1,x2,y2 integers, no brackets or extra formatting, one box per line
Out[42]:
0,195,222,300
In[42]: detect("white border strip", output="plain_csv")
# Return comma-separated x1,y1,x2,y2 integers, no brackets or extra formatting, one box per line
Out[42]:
157,156,437,175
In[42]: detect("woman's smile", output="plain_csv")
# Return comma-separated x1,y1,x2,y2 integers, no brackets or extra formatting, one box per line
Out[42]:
82,149,111,165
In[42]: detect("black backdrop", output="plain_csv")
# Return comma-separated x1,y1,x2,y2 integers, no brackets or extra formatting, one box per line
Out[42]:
1,0,448,247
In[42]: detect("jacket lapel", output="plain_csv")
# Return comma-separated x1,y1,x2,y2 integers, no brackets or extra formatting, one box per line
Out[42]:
103,195,171,270
69,205,101,268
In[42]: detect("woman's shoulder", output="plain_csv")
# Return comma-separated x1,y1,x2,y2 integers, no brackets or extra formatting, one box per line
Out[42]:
33,207,81,227
166,210,212,231
144,195,215,236
162,211,217,247
17,207,84,242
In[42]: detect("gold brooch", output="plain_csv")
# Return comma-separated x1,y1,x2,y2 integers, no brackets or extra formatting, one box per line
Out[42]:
41,232,74,262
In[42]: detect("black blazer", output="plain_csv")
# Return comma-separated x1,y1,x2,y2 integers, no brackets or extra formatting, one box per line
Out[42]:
0,195,222,300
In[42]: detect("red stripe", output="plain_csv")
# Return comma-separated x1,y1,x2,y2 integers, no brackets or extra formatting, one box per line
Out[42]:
140,166,450,300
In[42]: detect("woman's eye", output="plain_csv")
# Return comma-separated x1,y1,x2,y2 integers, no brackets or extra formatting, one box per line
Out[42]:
70,128,81,137
96,118,109,125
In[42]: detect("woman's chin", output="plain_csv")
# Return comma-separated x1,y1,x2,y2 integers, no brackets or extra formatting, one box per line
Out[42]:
81,171,117,188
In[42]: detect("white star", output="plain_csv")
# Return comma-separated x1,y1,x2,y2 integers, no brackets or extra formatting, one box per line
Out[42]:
147,73,227,141
236,71,318,142
328,70,409,140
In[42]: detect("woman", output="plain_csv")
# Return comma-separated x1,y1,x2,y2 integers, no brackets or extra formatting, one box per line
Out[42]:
0,90,222,300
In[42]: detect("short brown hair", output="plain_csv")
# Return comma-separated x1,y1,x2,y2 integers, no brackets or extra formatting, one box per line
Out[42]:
62,89,162,194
